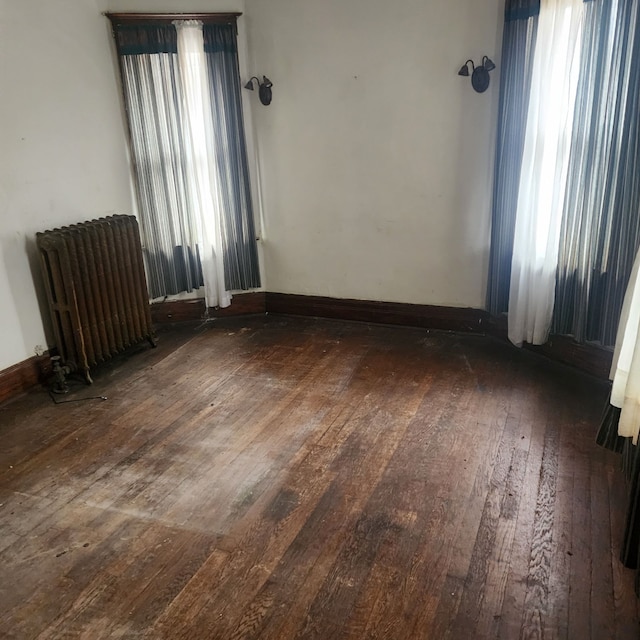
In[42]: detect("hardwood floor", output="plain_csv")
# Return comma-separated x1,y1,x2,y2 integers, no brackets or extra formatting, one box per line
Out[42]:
0,315,638,639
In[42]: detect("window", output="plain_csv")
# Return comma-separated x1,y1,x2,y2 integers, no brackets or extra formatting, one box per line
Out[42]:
110,15,260,309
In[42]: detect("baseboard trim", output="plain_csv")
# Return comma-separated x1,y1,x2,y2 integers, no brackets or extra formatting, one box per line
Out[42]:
150,299,206,323
3,292,612,406
265,292,489,333
0,354,52,405
485,313,613,379
210,292,266,318
266,293,613,379
150,292,266,324
528,336,613,380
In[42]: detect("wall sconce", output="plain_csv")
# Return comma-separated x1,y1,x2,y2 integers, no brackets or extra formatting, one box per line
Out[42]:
244,76,273,106
458,56,496,93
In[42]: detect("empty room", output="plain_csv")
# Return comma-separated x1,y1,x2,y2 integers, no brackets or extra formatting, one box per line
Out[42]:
2,0,640,638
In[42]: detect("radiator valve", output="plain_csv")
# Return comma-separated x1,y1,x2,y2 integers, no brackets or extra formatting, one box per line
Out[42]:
50,356,71,394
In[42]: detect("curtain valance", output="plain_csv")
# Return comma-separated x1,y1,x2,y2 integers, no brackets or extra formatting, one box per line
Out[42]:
203,24,238,55
505,0,541,21
114,24,177,56
109,13,241,56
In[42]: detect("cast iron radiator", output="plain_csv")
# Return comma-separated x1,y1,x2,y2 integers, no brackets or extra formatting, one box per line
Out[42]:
37,214,156,383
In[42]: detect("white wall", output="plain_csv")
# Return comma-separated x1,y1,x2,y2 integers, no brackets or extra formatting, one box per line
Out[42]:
0,0,132,371
245,0,504,307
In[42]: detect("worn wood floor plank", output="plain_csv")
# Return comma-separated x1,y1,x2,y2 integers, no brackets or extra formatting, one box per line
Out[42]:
0,316,638,639
519,418,559,640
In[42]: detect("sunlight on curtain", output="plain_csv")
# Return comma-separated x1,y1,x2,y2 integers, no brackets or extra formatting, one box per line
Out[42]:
119,35,205,299
175,21,230,309
611,247,640,444
606,244,640,581
508,0,584,346
486,5,539,316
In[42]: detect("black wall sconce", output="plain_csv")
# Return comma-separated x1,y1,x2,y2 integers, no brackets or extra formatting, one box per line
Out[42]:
458,56,496,93
244,76,273,105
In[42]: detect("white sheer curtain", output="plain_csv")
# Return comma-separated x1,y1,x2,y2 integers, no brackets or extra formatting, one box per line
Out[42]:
611,247,640,444
174,20,231,309
508,0,584,346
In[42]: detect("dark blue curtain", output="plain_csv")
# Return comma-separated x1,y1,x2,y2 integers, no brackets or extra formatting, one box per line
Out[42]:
203,25,260,291
553,0,640,347
486,2,540,315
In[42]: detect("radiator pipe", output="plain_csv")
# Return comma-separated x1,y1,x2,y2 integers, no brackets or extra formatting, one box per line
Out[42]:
51,356,72,394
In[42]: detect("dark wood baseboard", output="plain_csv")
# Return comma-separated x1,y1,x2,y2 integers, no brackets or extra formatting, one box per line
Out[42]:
529,336,613,380
265,293,613,379
150,299,207,323
1,291,613,407
265,292,489,333
209,292,266,318
150,292,266,324
0,354,52,405
485,313,613,380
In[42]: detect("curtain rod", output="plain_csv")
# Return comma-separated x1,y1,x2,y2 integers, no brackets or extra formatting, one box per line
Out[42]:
105,12,242,24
